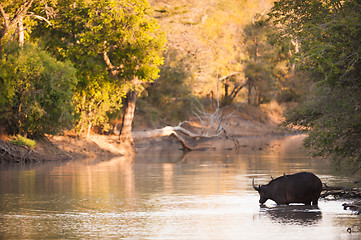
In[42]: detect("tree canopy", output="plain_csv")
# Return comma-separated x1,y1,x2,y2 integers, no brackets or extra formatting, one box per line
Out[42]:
34,0,166,134
0,43,77,136
269,0,361,168
0,0,166,136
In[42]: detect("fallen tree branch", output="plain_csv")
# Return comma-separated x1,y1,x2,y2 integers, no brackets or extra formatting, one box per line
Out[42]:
321,183,361,217
129,93,240,150
321,184,361,199
131,126,195,150
131,124,219,151
169,132,195,151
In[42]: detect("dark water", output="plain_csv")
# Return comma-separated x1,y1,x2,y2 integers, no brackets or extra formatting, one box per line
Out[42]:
0,135,360,239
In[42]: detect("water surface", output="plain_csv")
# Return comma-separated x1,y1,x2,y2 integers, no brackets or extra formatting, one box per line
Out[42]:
0,135,360,239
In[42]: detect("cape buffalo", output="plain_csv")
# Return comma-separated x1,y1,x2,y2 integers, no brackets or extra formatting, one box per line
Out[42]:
253,172,322,206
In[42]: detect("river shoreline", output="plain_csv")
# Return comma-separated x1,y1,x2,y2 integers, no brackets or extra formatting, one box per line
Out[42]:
0,103,297,164
0,131,303,164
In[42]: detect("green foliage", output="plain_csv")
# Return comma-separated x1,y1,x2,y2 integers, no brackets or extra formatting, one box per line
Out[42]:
0,43,77,136
138,48,193,126
10,134,36,148
271,0,361,167
285,86,361,169
242,15,294,105
33,0,166,134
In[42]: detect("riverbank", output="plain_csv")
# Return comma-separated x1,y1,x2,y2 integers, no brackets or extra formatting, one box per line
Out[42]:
0,102,294,163
0,135,134,163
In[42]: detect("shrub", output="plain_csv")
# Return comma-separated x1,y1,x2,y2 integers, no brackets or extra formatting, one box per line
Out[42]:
0,43,77,136
10,135,36,148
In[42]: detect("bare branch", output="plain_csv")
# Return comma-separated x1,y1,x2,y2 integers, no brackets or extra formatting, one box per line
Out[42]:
103,50,118,77
219,71,242,82
0,0,35,48
0,4,9,28
10,0,35,27
26,12,52,26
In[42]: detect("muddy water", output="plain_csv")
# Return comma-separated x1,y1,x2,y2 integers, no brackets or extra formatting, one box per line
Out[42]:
0,135,360,239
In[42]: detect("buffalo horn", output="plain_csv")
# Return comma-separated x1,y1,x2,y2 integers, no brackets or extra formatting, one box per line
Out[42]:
252,178,260,191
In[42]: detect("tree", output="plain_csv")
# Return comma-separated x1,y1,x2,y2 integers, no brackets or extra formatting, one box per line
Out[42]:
0,43,77,136
149,0,274,99
34,0,166,139
269,0,361,169
0,0,34,51
240,14,293,106
0,0,53,51
136,48,193,127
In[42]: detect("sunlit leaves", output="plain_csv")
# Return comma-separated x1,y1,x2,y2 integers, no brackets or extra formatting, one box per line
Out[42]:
0,43,77,136
33,0,166,134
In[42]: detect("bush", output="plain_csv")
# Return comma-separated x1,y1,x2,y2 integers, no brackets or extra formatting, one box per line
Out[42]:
137,48,193,126
0,43,77,136
276,89,298,103
10,135,36,148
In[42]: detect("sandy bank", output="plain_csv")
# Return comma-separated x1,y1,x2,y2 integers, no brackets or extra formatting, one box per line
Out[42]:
0,103,295,163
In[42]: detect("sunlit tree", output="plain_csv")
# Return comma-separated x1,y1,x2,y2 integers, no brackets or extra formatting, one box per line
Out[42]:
0,43,77,136
34,0,166,138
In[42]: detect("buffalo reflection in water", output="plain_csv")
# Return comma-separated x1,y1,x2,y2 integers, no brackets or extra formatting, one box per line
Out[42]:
260,204,322,225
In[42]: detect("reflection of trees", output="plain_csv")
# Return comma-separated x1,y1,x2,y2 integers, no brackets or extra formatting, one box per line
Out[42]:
261,205,322,226
135,148,250,195
49,156,135,204
241,135,321,175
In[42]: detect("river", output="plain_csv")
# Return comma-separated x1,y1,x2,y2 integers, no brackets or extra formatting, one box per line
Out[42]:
0,135,360,239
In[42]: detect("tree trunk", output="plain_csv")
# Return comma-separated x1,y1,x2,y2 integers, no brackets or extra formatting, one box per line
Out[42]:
247,82,252,105
255,86,261,105
0,0,34,51
229,82,247,102
222,83,230,106
119,90,137,143
224,83,229,99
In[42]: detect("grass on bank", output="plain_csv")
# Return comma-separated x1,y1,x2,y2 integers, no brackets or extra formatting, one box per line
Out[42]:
10,135,36,148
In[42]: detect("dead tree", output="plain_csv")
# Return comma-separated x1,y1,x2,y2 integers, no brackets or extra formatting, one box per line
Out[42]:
131,97,239,150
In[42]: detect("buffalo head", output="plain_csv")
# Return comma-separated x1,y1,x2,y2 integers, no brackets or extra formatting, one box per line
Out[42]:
252,178,269,204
